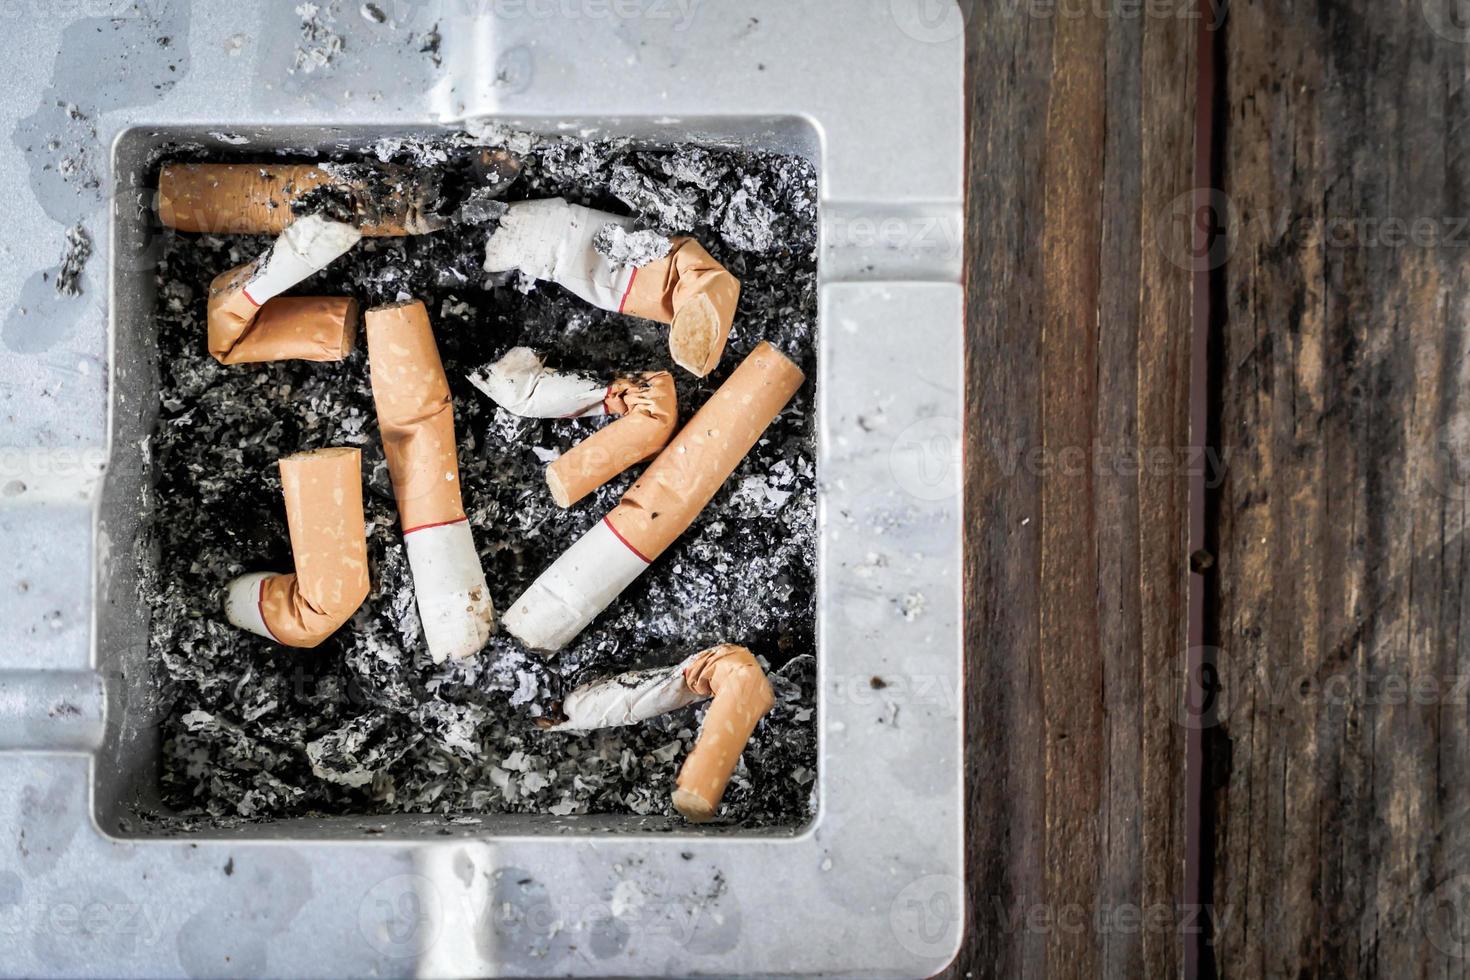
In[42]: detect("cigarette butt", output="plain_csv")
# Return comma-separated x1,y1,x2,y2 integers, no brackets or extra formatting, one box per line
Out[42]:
158,163,446,236
619,238,740,377
206,214,363,364
483,199,740,376
366,299,495,662
672,645,774,822
503,343,803,651
469,348,679,507
546,371,677,508
222,447,370,648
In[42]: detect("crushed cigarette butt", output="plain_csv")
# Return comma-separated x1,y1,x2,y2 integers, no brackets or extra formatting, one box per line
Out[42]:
222,447,370,648
673,645,775,822
540,644,774,822
483,197,740,376
207,214,362,364
469,346,678,507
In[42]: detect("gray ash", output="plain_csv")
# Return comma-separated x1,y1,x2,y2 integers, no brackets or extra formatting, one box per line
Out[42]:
593,224,673,267
139,133,818,830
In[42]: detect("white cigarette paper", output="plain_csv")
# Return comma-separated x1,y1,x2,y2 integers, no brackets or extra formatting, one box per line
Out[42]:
405,520,495,662
468,346,609,419
243,214,362,305
505,518,649,652
484,198,638,311
542,653,703,731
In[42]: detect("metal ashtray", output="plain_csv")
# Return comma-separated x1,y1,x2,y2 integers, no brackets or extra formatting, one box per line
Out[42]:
0,2,964,975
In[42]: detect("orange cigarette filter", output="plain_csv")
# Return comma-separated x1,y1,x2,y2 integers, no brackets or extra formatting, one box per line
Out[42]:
607,341,804,560
208,265,358,365
620,237,741,377
365,300,466,530
158,163,437,237
226,447,371,648
546,371,678,508
672,644,775,822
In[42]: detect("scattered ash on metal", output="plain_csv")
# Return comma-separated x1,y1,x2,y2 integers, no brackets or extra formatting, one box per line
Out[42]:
138,133,818,830
291,1,345,75
54,224,91,296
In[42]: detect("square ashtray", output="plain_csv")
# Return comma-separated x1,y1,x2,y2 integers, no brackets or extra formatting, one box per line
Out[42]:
0,2,964,975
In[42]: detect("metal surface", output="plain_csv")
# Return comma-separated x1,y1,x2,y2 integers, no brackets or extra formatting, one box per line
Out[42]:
0,1,965,975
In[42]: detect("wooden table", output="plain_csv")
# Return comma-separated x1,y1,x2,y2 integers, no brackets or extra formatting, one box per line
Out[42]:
954,1,1469,976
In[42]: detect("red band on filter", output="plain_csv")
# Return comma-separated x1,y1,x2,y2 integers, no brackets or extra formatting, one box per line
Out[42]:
403,516,471,536
617,266,639,313
602,516,653,564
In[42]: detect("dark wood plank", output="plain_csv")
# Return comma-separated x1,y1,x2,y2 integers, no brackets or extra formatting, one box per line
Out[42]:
956,4,1195,976
1211,2,1470,977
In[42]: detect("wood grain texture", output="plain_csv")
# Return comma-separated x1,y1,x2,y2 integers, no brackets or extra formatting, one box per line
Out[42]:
1211,1,1470,976
956,3,1196,976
